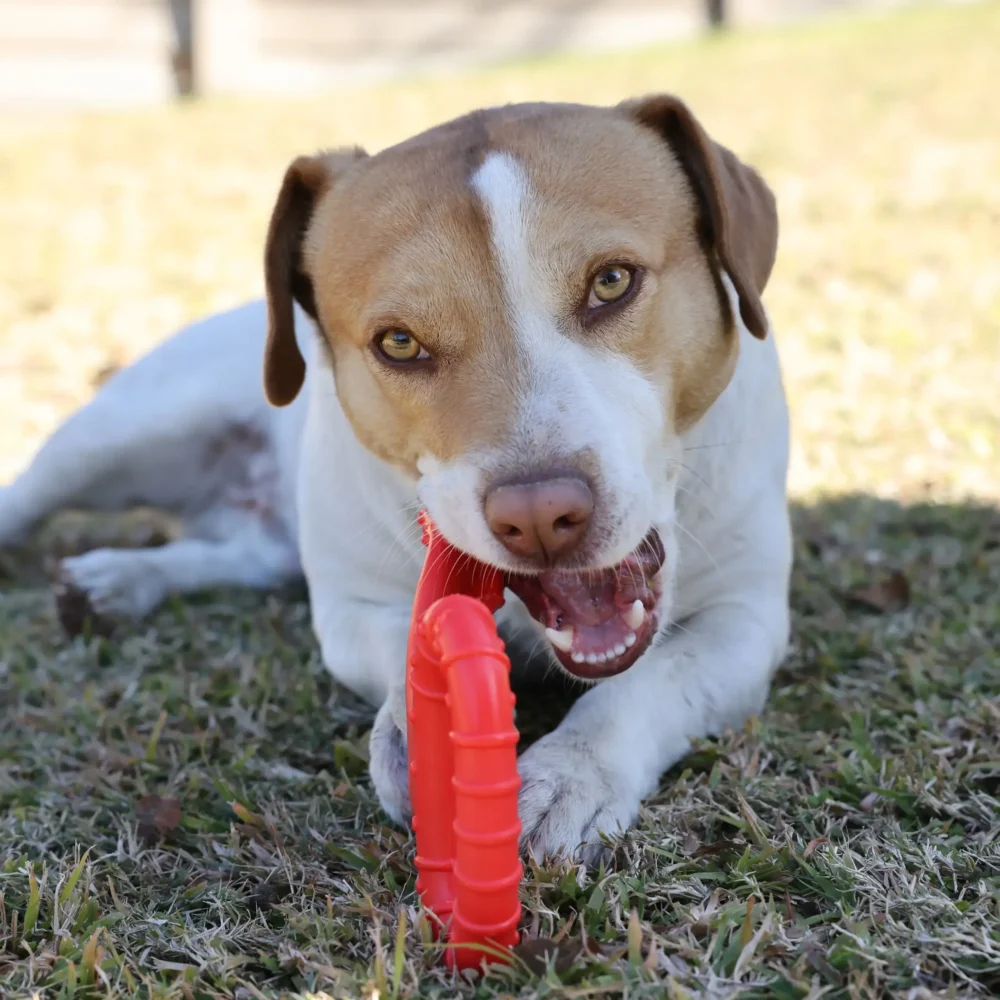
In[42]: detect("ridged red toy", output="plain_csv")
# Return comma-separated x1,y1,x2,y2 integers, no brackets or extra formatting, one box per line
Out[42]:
406,511,522,970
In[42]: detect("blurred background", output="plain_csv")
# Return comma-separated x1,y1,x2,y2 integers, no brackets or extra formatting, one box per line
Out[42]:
0,0,997,501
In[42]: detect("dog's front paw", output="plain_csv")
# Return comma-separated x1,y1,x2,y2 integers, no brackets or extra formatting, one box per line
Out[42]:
368,688,410,825
517,731,640,866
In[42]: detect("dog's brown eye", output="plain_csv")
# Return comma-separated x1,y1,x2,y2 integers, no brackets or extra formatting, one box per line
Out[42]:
589,265,634,305
377,330,426,362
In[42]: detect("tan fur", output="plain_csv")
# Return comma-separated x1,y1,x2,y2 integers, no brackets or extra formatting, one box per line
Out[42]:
263,98,778,470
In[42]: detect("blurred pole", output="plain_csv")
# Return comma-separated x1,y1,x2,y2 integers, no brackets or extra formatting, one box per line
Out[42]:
191,0,258,96
169,0,193,96
707,0,727,29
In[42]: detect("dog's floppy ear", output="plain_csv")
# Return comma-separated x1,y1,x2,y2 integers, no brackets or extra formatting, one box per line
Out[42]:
622,95,778,339
263,147,367,406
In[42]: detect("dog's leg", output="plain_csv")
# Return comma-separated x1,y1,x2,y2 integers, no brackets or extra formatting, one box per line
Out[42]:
56,525,298,630
516,590,790,864
0,392,200,547
310,591,414,820
0,402,121,546
1,304,280,553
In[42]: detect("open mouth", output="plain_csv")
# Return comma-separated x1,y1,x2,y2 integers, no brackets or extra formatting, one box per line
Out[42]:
504,530,666,680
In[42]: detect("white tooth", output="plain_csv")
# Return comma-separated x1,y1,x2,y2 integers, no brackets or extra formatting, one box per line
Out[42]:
596,652,607,664
614,642,627,656
586,653,598,664
623,600,645,631
545,626,575,653
572,652,585,664
624,632,637,648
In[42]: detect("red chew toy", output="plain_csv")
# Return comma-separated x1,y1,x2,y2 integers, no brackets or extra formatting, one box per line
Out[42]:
406,512,522,970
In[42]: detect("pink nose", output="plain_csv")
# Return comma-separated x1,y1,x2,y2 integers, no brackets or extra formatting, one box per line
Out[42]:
484,475,594,565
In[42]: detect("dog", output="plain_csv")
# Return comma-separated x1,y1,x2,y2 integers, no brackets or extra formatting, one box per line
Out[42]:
0,96,791,862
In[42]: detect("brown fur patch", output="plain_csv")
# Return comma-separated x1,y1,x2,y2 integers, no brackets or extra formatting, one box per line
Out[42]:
264,99,777,470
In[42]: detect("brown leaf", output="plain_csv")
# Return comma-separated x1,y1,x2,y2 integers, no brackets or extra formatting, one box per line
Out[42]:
135,795,181,843
844,570,911,613
802,836,828,859
692,838,743,858
739,897,756,949
229,800,264,827
514,936,586,976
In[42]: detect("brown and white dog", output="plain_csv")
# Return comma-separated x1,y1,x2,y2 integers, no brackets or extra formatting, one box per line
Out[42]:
0,97,791,862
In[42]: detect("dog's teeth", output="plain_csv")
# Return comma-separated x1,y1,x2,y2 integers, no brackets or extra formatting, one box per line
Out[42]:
545,626,575,653
572,652,585,664
595,652,607,663
614,642,627,656
623,599,645,631
624,632,637,648
586,653,598,664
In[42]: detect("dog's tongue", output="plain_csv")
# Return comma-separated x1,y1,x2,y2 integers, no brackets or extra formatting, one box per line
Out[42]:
505,531,665,677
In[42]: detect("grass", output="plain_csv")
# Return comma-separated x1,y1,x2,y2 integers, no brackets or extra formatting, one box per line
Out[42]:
1,2,999,996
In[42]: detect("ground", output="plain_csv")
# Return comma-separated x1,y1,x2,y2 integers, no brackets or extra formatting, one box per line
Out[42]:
1,3,998,997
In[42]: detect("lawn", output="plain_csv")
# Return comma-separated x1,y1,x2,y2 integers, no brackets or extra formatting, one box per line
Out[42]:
1,2,999,997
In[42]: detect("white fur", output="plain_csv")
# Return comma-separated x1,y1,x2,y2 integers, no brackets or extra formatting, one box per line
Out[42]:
1,302,303,612
517,274,790,860
0,163,790,864
422,153,668,571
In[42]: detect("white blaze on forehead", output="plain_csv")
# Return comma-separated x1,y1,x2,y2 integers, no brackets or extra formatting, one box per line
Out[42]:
470,151,555,343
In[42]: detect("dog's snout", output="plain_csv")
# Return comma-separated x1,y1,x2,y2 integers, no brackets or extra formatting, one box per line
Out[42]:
484,475,594,564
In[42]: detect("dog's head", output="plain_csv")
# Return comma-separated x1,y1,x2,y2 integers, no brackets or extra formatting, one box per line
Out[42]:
263,98,778,680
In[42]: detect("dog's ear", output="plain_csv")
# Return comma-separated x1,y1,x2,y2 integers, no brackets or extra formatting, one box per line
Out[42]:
622,95,778,339
264,147,367,406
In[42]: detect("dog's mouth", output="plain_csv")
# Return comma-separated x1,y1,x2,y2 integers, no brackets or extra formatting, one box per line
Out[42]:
504,530,665,680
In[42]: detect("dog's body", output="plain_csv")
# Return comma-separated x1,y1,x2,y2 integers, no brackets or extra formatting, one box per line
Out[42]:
0,98,791,861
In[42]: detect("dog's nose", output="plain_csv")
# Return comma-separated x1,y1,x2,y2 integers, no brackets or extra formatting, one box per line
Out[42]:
484,475,594,563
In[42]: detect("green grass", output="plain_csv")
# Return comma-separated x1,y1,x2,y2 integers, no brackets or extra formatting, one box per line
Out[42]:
1,3,999,997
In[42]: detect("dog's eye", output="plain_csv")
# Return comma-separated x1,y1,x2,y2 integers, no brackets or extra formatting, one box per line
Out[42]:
589,265,634,306
377,330,428,363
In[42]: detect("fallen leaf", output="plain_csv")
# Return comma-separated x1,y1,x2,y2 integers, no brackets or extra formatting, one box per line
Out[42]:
514,936,586,976
739,897,756,950
802,836,828,858
693,838,743,858
135,795,181,843
230,800,265,827
843,570,911,613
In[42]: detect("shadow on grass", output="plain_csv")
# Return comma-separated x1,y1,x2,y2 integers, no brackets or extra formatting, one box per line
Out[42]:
3,491,999,743
517,493,1000,747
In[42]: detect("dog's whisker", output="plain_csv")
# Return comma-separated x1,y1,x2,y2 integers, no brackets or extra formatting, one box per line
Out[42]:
672,460,720,497
674,481,717,518
682,440,741,453
672,520,719,573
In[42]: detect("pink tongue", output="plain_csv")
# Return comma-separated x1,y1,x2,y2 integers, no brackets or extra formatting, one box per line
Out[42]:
504,531,665,646
539,571,620,627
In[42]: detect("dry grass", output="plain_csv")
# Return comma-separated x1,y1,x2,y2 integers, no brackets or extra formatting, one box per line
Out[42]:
1,3,999,997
